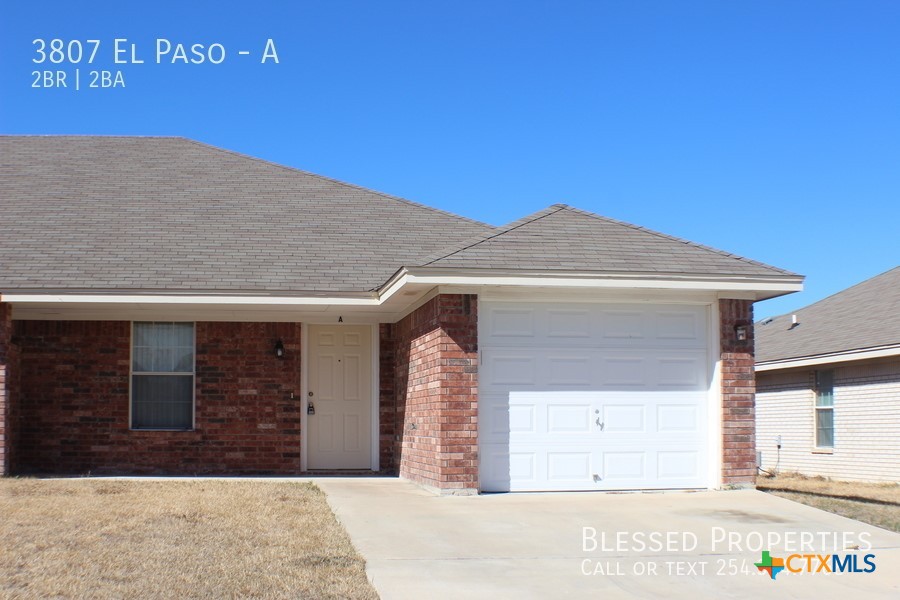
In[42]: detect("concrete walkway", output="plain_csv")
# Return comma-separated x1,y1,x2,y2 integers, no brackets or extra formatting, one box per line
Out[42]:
318,478,900,599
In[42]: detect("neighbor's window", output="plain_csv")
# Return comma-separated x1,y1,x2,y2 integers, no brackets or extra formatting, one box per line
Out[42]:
814,369,834,448
131,322,194,430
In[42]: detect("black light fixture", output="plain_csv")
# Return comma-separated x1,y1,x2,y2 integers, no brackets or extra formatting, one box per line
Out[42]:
274,339,285,359
735,324,748,342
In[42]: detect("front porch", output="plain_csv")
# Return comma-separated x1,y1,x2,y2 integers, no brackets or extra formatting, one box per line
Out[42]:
0,294,480,494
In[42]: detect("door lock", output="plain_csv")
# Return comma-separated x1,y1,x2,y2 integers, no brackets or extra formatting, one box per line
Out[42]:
307,402,315,415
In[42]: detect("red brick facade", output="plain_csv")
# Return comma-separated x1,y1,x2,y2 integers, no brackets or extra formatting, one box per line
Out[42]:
387,294,479,494
719,298,757,486
378,323,396,471
14,320,303,475
0,303,13,475
4,297,757,491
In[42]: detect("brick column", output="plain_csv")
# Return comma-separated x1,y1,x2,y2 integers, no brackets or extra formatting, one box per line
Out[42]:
719,299,756,486
392,294,478,495
0,302,12,476
435,294,479,493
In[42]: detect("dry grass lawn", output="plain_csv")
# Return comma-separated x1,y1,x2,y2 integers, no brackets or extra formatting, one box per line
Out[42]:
757,473,900,533
0,479,379,599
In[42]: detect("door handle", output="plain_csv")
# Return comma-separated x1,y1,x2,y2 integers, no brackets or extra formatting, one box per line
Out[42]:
596,418,604,431
307,402,315,415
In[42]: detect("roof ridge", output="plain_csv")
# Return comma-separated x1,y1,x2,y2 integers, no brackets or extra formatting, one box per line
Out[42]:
763,265,900,322
560,205,799,277
420,204,569,266
181,138,493,230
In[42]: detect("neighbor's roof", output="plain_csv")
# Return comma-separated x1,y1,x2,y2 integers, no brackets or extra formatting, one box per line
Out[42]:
1,135,797,294
756,267,900,364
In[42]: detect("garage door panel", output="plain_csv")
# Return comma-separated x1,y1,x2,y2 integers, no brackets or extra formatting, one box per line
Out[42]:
509,452,537,482
482,303,707,348
547,356,592,385
603,451,646,480
546,309,592,338
601,404,646,432
547,403,592,433
656,354,707,388
480,301,711,492
657,451,701,480
657,404,700,432
482,401,535,439
488,355,537,386
489,308,536,337
480,447,535,490
600,355,647,387
600,309,647,340
548,451,592,481
656,310,702,340
483,348,708,391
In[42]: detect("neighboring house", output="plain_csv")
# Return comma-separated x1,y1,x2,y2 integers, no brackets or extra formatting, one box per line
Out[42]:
0,136,803,494
755,267,900,483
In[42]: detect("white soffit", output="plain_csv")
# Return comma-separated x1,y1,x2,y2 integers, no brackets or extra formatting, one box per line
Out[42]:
3,268,802,321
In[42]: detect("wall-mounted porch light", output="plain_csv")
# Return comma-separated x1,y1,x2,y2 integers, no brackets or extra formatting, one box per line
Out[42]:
735,324,749,342
274,339,285,359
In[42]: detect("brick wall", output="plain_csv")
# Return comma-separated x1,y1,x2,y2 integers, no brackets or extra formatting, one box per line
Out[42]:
14,320,302,475
719,299,756,485
390,294,478,494
378,323,396,471
0,303,13,475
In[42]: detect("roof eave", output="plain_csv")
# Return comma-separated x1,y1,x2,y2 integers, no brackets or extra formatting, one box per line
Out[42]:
380,267,803,301
756,343,900,372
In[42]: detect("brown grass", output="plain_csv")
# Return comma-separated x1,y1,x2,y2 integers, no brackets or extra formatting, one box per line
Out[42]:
0,479,379,599
757,472,900,505
757,473,900,533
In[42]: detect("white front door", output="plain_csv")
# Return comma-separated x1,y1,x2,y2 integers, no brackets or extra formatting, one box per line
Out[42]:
479,301,711,492
308,325,373,469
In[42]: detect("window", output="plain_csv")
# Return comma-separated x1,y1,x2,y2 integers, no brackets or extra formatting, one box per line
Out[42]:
814,370,834,448
131,322,194,430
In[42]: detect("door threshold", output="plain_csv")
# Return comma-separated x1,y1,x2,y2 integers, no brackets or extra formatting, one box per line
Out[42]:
303,469,387,476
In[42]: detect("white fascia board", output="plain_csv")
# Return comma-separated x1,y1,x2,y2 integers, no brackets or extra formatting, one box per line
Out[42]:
1,293,380,306
755,344,900,372
2,269,802,308
395,269,804,294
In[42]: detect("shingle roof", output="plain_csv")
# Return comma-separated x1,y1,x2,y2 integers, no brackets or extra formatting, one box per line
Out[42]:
756,267,900,363
0,136,493,293
1,136,798,295
424,204,796,277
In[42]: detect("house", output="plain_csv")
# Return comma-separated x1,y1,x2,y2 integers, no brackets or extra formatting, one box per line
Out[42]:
755,267,900,482
0,136,803,494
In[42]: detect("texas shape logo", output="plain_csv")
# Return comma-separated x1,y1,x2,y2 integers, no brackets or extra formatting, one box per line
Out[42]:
755,550,785,580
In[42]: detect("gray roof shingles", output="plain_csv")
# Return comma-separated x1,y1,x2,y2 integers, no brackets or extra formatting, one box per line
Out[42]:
424,204,796,277
1,136,798,294
756,267,900,363
0,136,493,293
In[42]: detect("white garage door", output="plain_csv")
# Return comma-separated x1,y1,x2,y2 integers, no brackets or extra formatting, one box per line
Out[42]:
479,301,711,492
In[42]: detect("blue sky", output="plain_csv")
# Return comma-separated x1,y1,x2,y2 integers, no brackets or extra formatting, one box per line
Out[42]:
2,1,897,318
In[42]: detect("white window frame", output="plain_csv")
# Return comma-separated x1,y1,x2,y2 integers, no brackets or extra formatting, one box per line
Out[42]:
813,369,834,449
129,321,196,431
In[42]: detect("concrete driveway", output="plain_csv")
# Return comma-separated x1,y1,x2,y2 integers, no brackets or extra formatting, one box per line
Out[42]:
318,478,900,599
